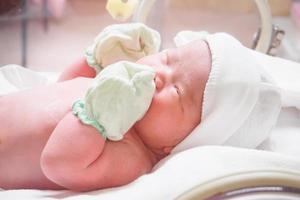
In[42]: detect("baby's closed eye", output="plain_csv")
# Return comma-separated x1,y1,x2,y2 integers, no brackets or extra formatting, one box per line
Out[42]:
174,85,184,113
174,85,180,95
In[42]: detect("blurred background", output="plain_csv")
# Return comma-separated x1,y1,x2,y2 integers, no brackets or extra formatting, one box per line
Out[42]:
0,0,299,71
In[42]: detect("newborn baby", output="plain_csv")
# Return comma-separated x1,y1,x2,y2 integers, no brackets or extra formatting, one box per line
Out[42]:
0,23,283,191
0,32,210,191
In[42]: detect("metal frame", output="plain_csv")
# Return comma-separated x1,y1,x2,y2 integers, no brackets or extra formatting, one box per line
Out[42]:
132,0,284,55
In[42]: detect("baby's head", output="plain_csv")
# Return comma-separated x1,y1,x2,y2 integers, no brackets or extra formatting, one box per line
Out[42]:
134,39,212,156
134,32,281,157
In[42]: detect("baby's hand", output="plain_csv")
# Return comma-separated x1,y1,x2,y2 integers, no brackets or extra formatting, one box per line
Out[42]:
76,61,155,141
85,23,161,73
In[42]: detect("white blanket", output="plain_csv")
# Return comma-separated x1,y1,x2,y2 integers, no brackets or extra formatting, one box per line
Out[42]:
255,54,300,157
1,146,300,200
0,64,58,96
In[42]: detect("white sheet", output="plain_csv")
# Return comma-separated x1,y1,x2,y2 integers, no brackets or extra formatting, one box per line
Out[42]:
1,146,300,200
0,64,58,96
254,54,300,157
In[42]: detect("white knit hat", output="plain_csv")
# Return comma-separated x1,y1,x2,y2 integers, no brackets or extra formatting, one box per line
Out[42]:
172,33,282,153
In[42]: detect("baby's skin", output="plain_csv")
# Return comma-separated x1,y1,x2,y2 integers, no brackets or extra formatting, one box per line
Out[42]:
0,40,211,191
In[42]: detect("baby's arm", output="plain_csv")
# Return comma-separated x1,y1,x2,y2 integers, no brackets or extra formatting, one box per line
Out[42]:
41,112,152,191
58,57,96,82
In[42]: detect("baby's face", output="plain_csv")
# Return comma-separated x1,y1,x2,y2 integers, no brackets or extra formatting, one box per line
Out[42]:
134,40,211,155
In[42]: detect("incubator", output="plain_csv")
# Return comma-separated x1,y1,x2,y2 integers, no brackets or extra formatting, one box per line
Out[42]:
177,170,300,200
131,1,298,199
1,0,300,199
106,0,285,55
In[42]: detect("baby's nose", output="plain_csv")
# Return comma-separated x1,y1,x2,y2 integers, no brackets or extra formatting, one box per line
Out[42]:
154,74,164,91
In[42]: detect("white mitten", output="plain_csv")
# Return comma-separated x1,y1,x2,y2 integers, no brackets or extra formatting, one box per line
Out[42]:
72,61,155,141
85,23,161,73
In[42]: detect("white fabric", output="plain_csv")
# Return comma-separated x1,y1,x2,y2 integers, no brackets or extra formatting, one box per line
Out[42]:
173,30,209,47
252,51,300,157
83,61,155,141
258,107,300,157
172,33,282,153
0,64,58,96
253,51,300,110
1,146,300,199
85,23,161,73
174,30,300,110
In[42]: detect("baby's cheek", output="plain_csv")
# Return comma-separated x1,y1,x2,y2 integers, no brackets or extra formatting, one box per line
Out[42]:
149,93,160,110
152,90,174,107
